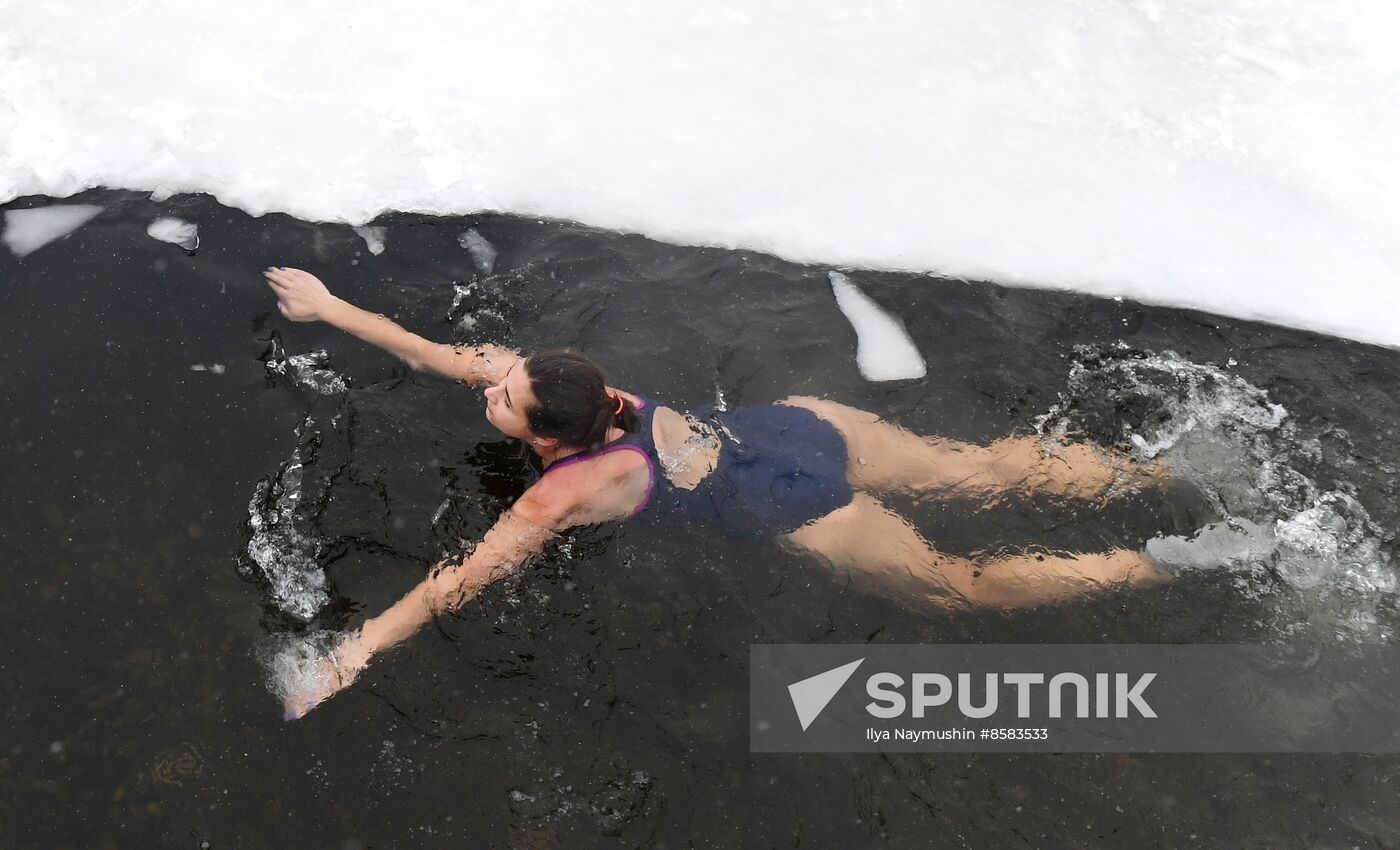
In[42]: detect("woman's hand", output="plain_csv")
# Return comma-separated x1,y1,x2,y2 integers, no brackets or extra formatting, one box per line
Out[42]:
282,632,369,720
264,266,337,323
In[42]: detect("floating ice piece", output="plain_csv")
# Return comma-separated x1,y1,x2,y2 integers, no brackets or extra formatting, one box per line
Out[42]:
828,271,926,382
2,205,102,258
146,216,199,250
353,225,387,255
190,363,226,374
458,228,496,275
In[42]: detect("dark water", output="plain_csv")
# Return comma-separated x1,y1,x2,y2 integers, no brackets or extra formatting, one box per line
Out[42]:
3,189,1398,849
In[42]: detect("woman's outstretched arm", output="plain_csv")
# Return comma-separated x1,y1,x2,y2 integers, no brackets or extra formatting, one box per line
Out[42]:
282,488,568,719
263,266,520,386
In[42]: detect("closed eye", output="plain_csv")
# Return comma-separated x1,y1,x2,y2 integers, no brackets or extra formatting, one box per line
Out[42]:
502,362,516,409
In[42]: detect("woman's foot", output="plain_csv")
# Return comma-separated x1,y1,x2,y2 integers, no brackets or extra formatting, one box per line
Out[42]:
1144,518,1276,575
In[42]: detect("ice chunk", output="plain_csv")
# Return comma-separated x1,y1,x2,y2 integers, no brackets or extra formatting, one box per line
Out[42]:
146,216,199,250
458,228,497,275
2,205,102,258
828,271,926,382
353,225,387,255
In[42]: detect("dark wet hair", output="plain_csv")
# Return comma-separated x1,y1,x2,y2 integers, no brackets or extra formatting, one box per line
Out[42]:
523,348,642,450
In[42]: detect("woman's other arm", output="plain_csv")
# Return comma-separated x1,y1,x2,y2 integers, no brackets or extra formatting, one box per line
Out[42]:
281,485,569,718
263,266,520,386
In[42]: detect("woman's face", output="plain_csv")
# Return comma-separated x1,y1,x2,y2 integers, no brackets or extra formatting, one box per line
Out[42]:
483,359,536,440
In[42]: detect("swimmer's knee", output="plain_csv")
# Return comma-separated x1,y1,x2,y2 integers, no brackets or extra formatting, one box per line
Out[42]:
776,394,823,410
777,396,879,436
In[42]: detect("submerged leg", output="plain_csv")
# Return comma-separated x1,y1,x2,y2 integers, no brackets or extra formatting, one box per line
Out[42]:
779,395,1164,504
780,493,1169,611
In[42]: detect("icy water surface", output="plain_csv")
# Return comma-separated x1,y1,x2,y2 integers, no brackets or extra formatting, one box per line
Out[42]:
2,189,1399,848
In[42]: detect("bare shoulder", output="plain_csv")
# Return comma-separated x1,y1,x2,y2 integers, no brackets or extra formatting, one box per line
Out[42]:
523,450,651,529
511,476,579,532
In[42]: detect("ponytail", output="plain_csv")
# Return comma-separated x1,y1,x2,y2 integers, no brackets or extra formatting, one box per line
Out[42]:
580,393,642,450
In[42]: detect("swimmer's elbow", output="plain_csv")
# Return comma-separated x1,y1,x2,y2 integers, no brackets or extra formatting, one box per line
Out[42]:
511,494,572,535
400,339,439,374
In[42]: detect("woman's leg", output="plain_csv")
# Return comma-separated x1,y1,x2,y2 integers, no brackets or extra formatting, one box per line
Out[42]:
780,492,1169,611
778,395,1164,504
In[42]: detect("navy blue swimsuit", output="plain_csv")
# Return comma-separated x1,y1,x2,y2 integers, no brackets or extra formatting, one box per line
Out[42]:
541,395,854,537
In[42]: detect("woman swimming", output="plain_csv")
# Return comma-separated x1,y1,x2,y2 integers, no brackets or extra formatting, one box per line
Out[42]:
263,266,1174,718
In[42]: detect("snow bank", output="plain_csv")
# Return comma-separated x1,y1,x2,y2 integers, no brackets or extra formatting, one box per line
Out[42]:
1,1,1397,346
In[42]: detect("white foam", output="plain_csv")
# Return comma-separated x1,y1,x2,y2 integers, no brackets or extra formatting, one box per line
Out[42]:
145,216,198,250
2,3,1397,345
1039,346,1395,641
2,205,101,257
259,629,339,708
1272,491,1393,596
246,455,331,621
829,272,927,382
265,348,350,394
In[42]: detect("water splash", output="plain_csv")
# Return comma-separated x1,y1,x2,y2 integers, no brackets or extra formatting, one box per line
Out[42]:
1037,343,1396,641
654,414,721,485
369,739,423,795
446,276,515,342
258,629,340,707
262,337,350,394
244,422,332,621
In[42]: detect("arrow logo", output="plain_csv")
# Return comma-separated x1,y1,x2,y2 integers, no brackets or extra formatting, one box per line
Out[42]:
787,658,865,731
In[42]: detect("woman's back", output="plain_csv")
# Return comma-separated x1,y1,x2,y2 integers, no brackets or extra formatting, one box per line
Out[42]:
541,393,852,537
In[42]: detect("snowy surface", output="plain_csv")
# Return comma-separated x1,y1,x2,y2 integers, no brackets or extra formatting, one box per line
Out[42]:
1,1,1397,346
